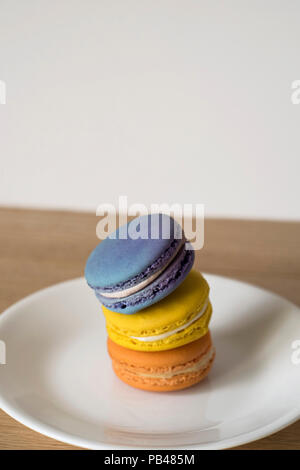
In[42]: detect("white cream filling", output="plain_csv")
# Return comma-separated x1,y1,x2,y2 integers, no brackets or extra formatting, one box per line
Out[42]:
99,238,184,299
130,298,210,342
135,346,215,379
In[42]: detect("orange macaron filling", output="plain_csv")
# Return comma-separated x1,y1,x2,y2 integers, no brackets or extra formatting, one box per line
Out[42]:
107,331,215,392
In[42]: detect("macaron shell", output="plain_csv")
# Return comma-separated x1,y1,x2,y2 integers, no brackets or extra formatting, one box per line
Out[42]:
97,244,194,314
111,356,215,392
107,333,215,392
102,270,209,333
107,332,212,367
85,214,183,289
106,301,212,351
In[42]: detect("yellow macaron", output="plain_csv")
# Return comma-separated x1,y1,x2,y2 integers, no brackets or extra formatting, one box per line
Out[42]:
102,270,212,352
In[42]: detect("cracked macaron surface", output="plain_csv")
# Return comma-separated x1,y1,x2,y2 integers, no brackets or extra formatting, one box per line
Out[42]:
85,213,194,314
107,331,215,392
103,270,212,351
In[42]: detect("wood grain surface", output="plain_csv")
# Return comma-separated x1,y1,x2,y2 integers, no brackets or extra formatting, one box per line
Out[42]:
0,207,299,450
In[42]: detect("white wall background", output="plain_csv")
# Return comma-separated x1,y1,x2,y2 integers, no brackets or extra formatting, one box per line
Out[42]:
0,0,299,220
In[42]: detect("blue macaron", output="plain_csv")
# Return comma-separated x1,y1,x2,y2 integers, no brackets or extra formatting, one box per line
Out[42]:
85,213,194,314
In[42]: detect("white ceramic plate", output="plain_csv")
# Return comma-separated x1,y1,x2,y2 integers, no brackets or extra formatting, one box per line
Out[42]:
0,275,299,450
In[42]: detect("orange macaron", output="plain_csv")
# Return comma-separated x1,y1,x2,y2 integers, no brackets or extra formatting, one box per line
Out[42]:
107,331,215,392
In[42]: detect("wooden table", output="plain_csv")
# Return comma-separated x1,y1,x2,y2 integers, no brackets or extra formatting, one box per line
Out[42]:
0,207,299,450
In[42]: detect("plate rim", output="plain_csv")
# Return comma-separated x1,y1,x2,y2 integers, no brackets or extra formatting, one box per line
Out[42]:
0,275,299,450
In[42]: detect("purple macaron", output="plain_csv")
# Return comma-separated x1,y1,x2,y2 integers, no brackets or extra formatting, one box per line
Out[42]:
85,213,194,314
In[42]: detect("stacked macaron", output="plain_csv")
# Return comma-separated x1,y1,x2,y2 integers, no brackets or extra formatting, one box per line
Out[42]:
85,213,215,392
